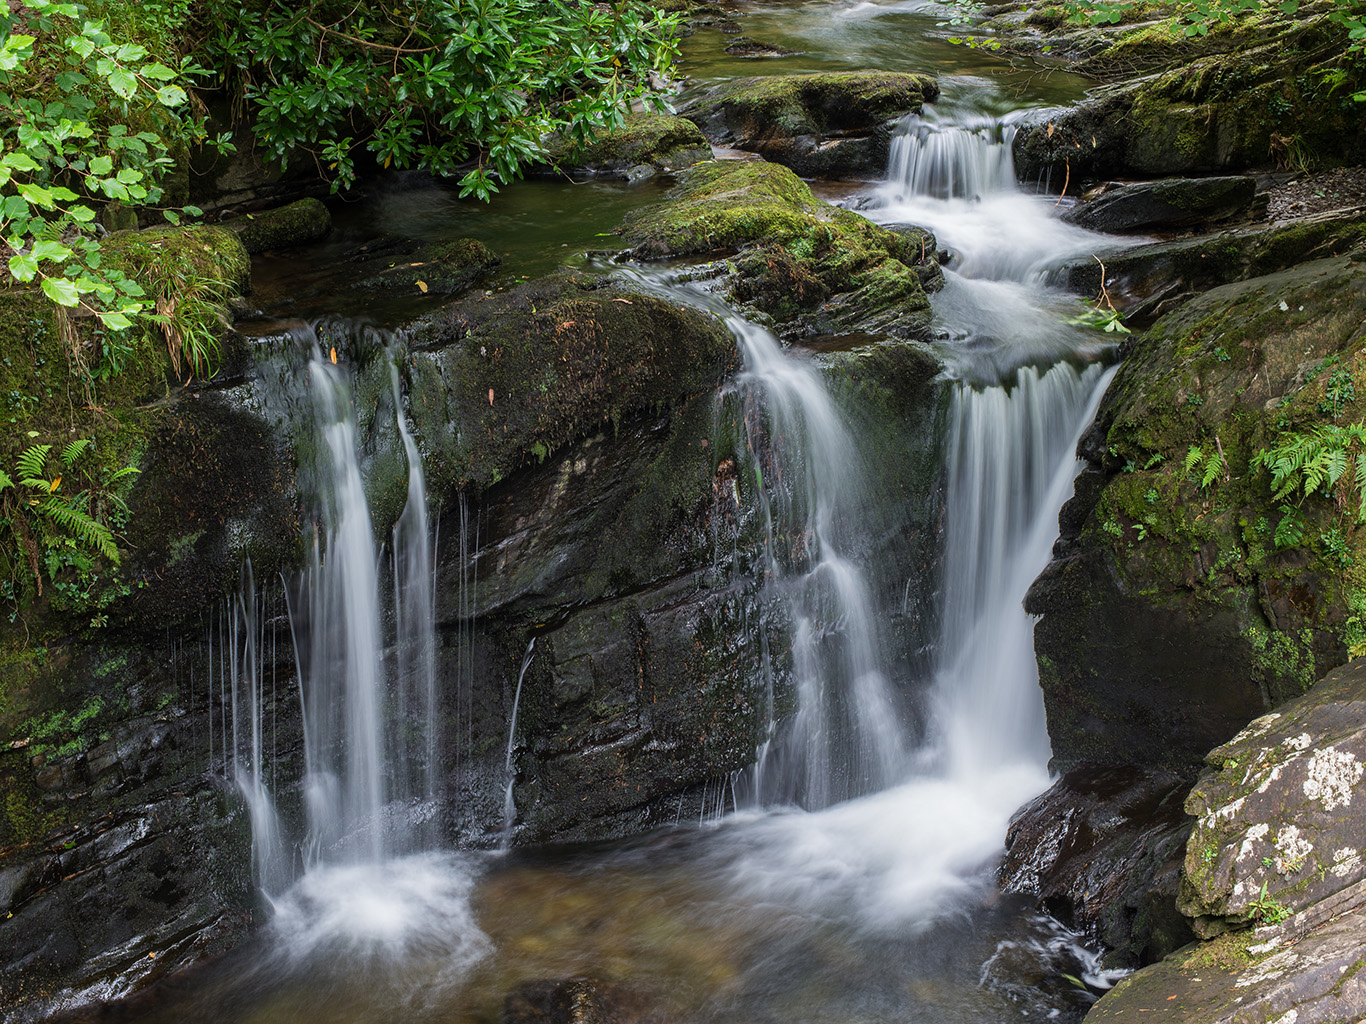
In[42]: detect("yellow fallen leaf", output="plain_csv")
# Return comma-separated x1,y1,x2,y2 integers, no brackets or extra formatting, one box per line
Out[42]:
488,388,494,405
329,347,338,364
416,280,429,293
49,476,61,492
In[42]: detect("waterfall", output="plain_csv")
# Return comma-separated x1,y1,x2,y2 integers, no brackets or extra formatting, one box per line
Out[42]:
934,362,1116,780
885,115,1018,202
501,638,537,845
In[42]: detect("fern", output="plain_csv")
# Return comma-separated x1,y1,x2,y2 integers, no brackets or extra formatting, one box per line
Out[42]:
60,439,92,467
1274,504,1306,549
1185,442,1227,489
1254,423,1366,521
15,444,52,486
37,498,118,562
0,469,11,492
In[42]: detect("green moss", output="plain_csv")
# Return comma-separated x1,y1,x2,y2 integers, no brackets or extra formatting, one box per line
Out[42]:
228,197,332,254
697,70,938,138
545,111,710,171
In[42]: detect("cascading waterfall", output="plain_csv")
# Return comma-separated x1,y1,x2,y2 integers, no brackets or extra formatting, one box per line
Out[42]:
500,638,536,845
884,113,1018,203
933,361,1117,780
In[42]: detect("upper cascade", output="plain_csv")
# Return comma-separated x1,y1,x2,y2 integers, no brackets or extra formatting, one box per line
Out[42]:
885,114,1019,202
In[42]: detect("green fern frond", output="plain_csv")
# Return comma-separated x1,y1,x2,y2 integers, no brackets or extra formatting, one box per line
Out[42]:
37,498,118,562
0,469,11,491
60,439,92,467
1201,451,1224,488
1185,445,1205,474
106,466,141,485
16,444,52,483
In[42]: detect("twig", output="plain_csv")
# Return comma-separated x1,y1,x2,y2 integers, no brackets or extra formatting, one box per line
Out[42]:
305,18,439,54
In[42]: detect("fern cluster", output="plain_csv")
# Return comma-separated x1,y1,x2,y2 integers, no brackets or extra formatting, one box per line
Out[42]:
1252,423,1366,522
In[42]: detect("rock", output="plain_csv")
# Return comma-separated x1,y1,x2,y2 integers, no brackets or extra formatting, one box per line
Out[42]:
723,36,800,58
357,237,501,294
1028,255,1366,774
618,161,942,340
1014,18,1366,185
1085,659,1366,1024
504,976,654,1024
226,197,332,254
680,71,939,179
539,112,712,179
1061,176,1257,233
1050,207,1366,324
1180,660,1366,936
1000,765,1196,967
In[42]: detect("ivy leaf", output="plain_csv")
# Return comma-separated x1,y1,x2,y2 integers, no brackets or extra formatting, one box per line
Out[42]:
40,276,81,306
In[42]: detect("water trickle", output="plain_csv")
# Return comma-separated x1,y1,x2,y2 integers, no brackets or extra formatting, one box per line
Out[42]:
501,638,536,845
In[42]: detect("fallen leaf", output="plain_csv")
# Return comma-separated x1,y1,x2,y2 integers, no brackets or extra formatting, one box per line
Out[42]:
416,280,429,293
329,347,338,364
49,476,61,492
611,298,633,304
488,388,494,405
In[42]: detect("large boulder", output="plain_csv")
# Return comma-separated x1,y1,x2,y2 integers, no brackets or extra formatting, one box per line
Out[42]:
1084,659,1366,1023
1027,254,1366,774
539,111,712,180
680,71,939,179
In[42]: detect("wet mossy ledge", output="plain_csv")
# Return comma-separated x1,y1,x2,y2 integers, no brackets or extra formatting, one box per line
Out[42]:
402,271,738,493
618,160,943,339
1028,254,1366,775
681,70,940,179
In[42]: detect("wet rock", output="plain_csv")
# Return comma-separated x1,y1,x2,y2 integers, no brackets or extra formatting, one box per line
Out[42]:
404,271,738,494
225,197,332,254
723,36,800,58
1061,176,1257,233
1028,255,1366,773
357,237,501,295
680,71,939,179
1001,765,1196,967
539,112,712,180
504,976,656,1024
1050,207,1366,324
619,161,941,340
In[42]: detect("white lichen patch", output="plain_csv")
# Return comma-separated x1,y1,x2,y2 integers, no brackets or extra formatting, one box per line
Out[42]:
1331,847,1361,879
1248,938,1282,955
1202,795,1248,830
1239,823,1271,861
1302,746,1364,811
1285,732,1313,752
1275,825,1313,875
1273,1010,1299,1024
1236,713,1283,742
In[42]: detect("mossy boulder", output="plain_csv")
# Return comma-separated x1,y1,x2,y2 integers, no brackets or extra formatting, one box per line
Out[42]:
403,271,738,493
539,111,712,180
1014,16,1366,184
619,161,942,339
1027,255,1366,774
1062,175,1258,233
680,70,939,178
226,197,332,254
357,237,501,295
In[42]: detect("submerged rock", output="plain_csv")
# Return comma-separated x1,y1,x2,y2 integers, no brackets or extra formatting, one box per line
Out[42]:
225,197,331,254
1028,255,1366,774
681,70,939,179
505,976,654,1024
723,35,799,58
1061,176,1258,233
619,160,942,339
356,237,501,294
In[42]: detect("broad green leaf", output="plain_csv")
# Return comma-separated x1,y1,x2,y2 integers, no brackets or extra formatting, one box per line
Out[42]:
1,151,40,171
96,309,134,330
141,62,177,81
31,240,73,262
155,84,188,106
107,68,138,99
41,276,81,306
8,252,38,281
89,154,113,174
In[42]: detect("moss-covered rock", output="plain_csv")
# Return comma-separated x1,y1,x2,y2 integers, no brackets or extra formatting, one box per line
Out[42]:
680,70,939,178
1014,15,1366,184
358,237,501,294
226,197,332,254
404,271,738,493
1027,255,1366,774
539,111,712,180
618,161,942,339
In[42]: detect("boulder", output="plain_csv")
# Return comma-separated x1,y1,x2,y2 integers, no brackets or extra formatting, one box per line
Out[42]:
1000,765,1196,967
680,71,939,179
618,160,942,340
226,197,332,254
1061,176,1257,233
539,111,712,180
723,36,800,58
1084,659,1366,1023
1028,255,1366,774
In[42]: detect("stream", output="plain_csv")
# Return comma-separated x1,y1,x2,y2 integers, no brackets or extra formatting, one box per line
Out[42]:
96,2,1143,1022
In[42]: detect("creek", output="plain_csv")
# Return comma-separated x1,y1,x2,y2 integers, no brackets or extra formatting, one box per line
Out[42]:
101,3,1145,1022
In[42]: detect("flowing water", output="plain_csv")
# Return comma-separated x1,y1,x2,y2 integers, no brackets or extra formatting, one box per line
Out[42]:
104,3,1144,1021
